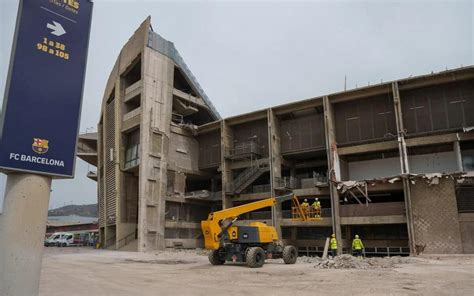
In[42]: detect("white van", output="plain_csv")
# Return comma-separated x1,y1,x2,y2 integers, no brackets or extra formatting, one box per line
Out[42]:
57,232,88,247
44,232,68,247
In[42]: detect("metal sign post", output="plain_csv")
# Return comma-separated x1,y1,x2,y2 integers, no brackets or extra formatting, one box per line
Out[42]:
0,1,93,295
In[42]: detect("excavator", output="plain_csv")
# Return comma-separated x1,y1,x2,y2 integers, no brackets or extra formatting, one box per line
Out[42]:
201,194,309,268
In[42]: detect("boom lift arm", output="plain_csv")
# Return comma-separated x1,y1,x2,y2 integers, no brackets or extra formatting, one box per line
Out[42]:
201,194,298,250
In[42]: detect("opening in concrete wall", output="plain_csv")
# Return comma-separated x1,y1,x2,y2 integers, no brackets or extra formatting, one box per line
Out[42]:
345,224,409,256
122,57,142,89
280,155,328,189
123,129,140,171
461,141,474,172
172,66,215,125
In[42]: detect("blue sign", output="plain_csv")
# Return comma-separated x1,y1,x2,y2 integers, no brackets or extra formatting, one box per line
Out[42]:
0,0,93,178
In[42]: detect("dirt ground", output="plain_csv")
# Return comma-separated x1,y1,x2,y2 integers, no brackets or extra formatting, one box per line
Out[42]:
39,247,474,296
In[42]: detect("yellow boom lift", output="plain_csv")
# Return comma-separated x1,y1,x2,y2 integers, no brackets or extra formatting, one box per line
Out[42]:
201,194,306,268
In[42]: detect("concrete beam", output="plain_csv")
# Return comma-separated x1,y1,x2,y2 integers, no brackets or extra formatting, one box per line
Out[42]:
292,187,330,196
336,132,474,156
338,141,399,156
340,215,407,225
231,192,271,202
398,67,474,91
225,109,268,126
196,120,221,135
329,83,392,104
293,159,328,169
272,97,323,115
280,218,332,227
76,153,98,166
405,132,474,147
172,88,207,109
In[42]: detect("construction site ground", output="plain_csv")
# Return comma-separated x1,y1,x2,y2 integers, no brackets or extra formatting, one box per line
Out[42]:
39,247,474,296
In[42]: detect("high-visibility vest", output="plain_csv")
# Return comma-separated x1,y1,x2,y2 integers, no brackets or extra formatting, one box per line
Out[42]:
330,238,337,249
312,201,321,208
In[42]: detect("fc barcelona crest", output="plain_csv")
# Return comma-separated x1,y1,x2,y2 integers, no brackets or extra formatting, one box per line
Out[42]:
32,138,49,154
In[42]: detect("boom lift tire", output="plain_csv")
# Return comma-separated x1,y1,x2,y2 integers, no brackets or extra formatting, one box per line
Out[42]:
208,250,225,265
282,245,297,264
246,247,265,268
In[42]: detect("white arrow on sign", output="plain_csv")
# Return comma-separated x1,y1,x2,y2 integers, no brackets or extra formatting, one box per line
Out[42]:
46,21,66,37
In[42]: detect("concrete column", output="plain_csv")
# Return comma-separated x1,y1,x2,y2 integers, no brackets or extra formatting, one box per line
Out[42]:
323,96,342,254
114,78,122,249
0,174,52,296
220,120,233,209
454,140,463,172
101,98,109,248
138,47,174,251
392,81,416,254
268,109,283,237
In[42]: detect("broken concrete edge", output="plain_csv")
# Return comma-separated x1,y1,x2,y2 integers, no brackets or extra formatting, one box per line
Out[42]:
333,171,474,191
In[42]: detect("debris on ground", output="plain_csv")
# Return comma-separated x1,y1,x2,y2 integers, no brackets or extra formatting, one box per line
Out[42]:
298,254,416,269
124,259,196,265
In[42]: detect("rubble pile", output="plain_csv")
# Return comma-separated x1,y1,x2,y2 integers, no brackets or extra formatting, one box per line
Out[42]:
299,254,415,269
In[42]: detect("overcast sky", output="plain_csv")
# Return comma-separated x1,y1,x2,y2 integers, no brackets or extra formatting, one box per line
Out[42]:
0,0,473,211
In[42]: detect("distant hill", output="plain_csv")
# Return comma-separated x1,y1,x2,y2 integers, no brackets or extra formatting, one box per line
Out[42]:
48,204,97,217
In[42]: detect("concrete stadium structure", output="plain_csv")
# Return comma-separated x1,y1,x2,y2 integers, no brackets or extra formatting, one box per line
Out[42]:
78,17,474,255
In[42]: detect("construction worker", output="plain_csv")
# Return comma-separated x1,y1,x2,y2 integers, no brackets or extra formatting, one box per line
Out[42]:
301,199,310,217
330,234,338,257
312,198,321,218
352,234,365,258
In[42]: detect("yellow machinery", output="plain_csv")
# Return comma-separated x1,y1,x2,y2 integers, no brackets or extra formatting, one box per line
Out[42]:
201,194,303,268
291,197,322,221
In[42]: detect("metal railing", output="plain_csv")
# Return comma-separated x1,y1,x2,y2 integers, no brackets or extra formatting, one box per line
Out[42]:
251,184,271,193
276,174,328,190
275,176,301,189
227,141,261,159
171,112,184,124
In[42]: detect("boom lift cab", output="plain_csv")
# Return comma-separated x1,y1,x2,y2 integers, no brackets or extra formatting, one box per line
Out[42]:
201,194,301,268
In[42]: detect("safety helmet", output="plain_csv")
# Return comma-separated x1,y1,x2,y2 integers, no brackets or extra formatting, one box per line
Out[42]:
355,234,359,239
304,199,308,202
331,234,335,238
315,198,319,201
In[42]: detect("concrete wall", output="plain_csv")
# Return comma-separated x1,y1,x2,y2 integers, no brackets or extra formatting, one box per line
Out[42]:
346,151,458,181
409,151,458,174
348,157,400,180
340,202,405,217
410,178,463,254
168,131,200,172
459,213,474,253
